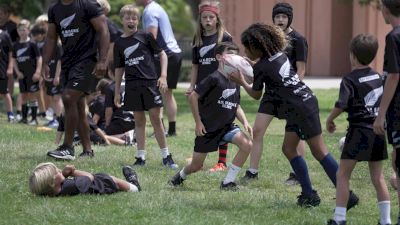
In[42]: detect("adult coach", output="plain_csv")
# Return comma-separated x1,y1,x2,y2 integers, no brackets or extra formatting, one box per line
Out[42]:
136,0,182,136
43,0,109,159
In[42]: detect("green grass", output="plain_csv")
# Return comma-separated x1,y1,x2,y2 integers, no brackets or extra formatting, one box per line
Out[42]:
0,88,397,225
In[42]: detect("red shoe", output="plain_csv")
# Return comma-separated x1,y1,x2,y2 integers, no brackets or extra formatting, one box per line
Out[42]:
209,163,227,172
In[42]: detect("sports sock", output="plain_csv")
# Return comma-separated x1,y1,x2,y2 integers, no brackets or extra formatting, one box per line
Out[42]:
179,169,187,179
22,104,28,120
319,153,338,186
30,101,38,121
334,207,346,223
160,148,170,158
168,121,176,135
223,164,241,185
290,156,313,195
7,111,14,117
378,201,391,225
128,183,139,192
218,143,228,164
248,168,258,174
136,150,146,160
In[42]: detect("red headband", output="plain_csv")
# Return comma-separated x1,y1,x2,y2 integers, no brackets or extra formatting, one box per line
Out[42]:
199,5,219,16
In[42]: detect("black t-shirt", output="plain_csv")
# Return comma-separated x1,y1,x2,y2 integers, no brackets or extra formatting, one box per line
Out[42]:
12,41,40,77
48,44,63,79
104,81,134,121
285,29,308,72
192,32,232,84
383,26,400,125
252,52,318,118
89,95,106,128
0,20,18,43
35,40,45,55
0,30,12,79
48,0,102,69
107,17,122,43
194,70,240,132
114,31,162,81
335,68,383,127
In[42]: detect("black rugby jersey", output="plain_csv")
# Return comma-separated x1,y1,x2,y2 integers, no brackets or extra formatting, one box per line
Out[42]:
192,32,232,84
12,41,40,77
89,95,106,128
252,52,318,118
195,70,240,132
285,29,308,72
48,0,102,69
114,31,162,81
0,30,12,79
335,68,383,126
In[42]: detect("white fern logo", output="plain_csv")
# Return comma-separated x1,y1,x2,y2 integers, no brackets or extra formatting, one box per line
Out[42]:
17,47,28,57
279,58,291,79
60,13,76,29
124,43,140,58
220,88,236,99
364,86,383,107
199,43,216,57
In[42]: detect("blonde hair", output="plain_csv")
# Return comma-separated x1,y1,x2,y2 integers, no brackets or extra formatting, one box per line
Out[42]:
119,4,141,19
18,19,31,29
97,0,111,14
35,14,48,25
29,162,58,195
194,0,226,47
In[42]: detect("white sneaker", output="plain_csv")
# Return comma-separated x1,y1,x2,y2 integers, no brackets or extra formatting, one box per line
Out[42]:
45,108,54,121
16,114,22,121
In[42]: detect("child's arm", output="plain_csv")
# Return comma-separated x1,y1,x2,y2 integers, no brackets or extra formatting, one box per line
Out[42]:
12,57,23,79
157,50,168,93
62,165,94,181
236,105,253,138
55,131,63,145
53,60,61,86
6,52,13,78
114,68,124,108
186,64,198,96
374,73,399,135
94,128,111,145
188,91,207,136
32,56,43,82
326,107,343,133
229,70,262,100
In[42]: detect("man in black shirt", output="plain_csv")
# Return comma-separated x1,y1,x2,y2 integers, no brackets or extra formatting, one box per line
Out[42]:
43,0,110,160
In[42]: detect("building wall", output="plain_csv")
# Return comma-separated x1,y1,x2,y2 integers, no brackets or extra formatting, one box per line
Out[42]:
218,0,391,77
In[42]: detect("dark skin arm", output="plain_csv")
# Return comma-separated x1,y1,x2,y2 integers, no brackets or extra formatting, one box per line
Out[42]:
90,14,110,78
41,23,58,82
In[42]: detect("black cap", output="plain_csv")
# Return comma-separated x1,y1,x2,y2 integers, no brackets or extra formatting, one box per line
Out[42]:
272,2,293,29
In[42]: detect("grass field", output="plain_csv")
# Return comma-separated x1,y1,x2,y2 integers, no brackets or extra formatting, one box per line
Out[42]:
0,88,397,225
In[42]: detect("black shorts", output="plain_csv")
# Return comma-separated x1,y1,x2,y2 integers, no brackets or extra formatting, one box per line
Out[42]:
341,126,388,161
155,52,182,89
285,112,322,140
105,118,135,135
387,112,400,147
62,59,96,94
124,83,163,111
194,124,240,153
0,77,8,94
45,81,63,96
257,96,285,119
19,77,39,93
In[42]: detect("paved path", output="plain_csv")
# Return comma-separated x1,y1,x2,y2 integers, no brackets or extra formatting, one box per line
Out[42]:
177,78,341,90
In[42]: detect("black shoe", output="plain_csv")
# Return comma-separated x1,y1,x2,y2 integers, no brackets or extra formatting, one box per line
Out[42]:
241,170,258,182
162,154,178,169
18,118,28,124
285,172,300,186
79,150,94,158
47,144,75,160
347,190,359,211
169,171,185,186
297,190,321,207
133,157,146,166
122,166,141,191
377,222,392,225
220,181,239,191
72,135,81,146
166,132,176,137
327,219,346,225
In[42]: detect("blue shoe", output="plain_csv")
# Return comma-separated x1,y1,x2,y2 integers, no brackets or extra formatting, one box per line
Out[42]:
162,154,178,169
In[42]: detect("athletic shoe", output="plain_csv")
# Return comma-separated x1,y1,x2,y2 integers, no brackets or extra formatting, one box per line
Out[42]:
377,222,391,225
15,114,22,121
45,108,54,121
47,119,59,129
8,115,15,123
347,190,359,211
241,170,259,182
285,172,300,186
162,154,178,169
72,135,81,147
209,162,227,172
133,157,146,166
122,166,141,191
124,130,135,146
79,150,94,158
297,190,321,207
166,132,176,137
169,171,185,186
28,119,38,126
18,118,28,124
47,144,75,160
327,219,346,225
220,181,239,191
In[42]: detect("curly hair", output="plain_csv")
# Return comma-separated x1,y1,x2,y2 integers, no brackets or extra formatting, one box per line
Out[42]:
241,23,288,58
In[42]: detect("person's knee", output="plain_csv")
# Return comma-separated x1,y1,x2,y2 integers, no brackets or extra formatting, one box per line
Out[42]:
238,137,252,153
370,173,384,187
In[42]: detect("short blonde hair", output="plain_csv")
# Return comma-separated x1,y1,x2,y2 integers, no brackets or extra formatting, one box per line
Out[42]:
97,0,111,14
29,162,58,196
119,4,141,19
18,19,31,29
35,14,48,25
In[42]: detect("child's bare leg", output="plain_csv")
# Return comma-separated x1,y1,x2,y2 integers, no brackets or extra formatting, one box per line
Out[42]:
230,132,252,167
248,113,273,171
369,161,391,224
336,160,356,207
110,176,138,192
105,135,125,145
133,111,146,151
149,107,167,149
183,152,207,175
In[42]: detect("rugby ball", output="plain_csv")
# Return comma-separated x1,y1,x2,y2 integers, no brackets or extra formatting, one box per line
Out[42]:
339,136,346,152
221,54,254,84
